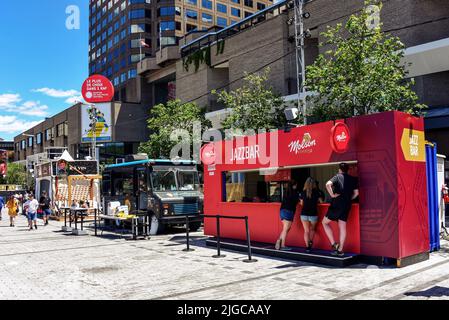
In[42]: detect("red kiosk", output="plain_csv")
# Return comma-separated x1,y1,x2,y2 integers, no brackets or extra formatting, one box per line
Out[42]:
202,111,430,267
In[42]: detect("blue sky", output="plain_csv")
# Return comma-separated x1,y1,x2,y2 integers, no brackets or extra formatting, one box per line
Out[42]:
0,0,89,140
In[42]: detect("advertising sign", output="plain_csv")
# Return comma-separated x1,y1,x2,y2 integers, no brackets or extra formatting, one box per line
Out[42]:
81,103,112,143
67,161,99,176
81,75,114,103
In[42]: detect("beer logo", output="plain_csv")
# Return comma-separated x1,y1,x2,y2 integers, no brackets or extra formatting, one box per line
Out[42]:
289,133,317,154
331,122,351,153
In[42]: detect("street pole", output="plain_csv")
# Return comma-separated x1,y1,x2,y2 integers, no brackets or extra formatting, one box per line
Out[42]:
90,104,97,161
293,0,307,125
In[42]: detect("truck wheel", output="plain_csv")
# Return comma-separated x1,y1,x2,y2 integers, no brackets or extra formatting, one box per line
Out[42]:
149,215,165,235
188,221,202,232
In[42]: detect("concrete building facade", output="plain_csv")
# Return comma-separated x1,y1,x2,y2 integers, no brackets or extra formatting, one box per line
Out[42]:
167,0,449,157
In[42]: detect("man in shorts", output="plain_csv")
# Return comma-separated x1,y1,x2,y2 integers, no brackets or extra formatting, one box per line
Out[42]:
25,194,39,231
39,191,52,226
322,163,359,257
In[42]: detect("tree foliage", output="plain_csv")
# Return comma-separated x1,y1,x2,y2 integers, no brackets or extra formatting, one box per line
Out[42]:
214,68,286,131
139,100,211,159
305,0,426,122
4,163,27,186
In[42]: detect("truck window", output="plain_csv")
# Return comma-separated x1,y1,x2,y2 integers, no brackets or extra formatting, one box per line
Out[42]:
178,171,200,191
112,171,134,196
152,171,177,191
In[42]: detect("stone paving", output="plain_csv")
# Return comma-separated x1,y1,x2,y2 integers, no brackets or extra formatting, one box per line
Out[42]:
1,214,449,300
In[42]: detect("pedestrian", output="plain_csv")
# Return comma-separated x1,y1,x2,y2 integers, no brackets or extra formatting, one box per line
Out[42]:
25,194,39,231
39,191,52,226
322,163,359,257
6,195,19,227
313,180,326,201
0,194,4,221
443,183,449,218
275,180,300,250
300,178,324,253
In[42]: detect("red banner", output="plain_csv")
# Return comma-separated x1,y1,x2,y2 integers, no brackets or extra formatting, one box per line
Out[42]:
82,75,115,103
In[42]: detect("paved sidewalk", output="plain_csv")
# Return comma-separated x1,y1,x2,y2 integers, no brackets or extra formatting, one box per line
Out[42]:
1,214,449,300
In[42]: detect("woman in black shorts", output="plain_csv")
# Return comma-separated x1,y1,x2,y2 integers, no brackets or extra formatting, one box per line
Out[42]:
275,181,300,250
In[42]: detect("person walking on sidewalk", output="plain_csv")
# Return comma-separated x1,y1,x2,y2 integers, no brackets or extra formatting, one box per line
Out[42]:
25,194,39,231
39,191,52,226
0,195,4,221
322,163,359,257
6,195,19,227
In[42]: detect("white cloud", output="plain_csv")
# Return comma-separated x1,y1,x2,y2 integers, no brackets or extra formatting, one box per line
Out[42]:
65,95,84,105
0,93,21,108
0,93,49,117
33,87,83,105
0,116,43,134
32,88,80,98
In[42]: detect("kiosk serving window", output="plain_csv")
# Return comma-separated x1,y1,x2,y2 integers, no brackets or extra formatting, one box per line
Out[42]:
223,163,357,204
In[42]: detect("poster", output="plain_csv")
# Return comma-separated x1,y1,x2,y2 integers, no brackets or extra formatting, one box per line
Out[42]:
81,103,112,143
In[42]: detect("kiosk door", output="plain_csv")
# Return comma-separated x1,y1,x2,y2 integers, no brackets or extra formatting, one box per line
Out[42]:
136,168,148,211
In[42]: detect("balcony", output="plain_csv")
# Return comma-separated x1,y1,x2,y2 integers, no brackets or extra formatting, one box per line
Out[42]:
156,45,181,65
137,57,161,75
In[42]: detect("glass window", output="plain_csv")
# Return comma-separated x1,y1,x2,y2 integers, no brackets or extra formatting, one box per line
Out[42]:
130,24,146,33
112,172,134,196
178,171,200,191
28,137,33,147
158,7,176,16
128,69,137,79
216,3,227,13
244,0,253,7
257,2,266,10
217,16,227,26
129,9,145,19
231,0,240,3
160,21,175,30
185,0,197,5
202,0,212,9
231,7,240,17
152,171,177,191
202,13,213,23
36,133,42,145
186,9,198,20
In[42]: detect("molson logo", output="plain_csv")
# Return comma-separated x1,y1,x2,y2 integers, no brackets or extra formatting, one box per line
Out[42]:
336,131,347,143
289,133,317,154
330,122,351,153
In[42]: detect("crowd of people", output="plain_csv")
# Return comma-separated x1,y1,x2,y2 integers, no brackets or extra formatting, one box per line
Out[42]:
275,163,359,257
0,191,53,231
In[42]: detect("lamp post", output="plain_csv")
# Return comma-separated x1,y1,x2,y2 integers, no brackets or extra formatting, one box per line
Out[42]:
22,133,37,191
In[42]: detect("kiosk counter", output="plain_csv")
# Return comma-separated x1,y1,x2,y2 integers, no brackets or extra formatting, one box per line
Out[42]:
202,111,430,263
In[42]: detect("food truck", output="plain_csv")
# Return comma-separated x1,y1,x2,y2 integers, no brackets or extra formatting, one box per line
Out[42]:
201,111,431,267
102,157,204,235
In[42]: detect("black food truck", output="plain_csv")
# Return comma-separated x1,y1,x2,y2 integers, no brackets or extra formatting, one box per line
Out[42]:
102,155,204,235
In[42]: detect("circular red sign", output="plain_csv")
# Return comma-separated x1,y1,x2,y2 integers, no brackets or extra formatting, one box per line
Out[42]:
81,75,115,103
330,122,351,153
201,144,216,165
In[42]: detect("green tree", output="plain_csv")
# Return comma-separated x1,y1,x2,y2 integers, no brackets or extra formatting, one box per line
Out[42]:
305,0,426,122
139,100,211,159
4,163,27,186
214,68,287,131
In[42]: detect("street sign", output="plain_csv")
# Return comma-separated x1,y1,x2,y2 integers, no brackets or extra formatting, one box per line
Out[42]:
81,75,114,103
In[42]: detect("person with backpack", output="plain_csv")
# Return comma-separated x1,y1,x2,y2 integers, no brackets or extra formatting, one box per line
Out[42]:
322,163,359,257
39,191,52,226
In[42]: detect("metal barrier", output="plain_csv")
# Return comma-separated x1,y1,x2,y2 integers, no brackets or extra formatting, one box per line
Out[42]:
184,215,257,263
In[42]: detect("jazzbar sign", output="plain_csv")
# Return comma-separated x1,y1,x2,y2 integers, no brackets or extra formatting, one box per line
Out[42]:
400,128,425,162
